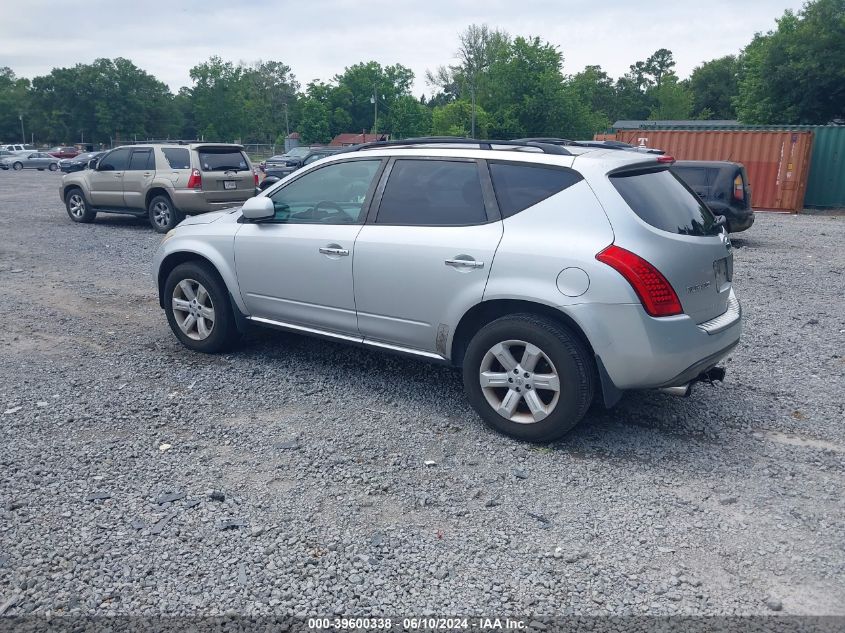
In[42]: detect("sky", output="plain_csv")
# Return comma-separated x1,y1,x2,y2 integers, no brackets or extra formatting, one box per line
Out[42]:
0,0,805,96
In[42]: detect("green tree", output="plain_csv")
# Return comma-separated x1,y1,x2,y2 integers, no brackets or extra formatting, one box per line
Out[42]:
28,58,176,144
0,68,31,143
736,0,845,124
387,95,432,138
431,100,490,136
648,76,692,120
188,56,245,141
688,56,739,119
298,96,331,144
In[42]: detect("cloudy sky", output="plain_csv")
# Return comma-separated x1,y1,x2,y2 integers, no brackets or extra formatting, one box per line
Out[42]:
1,0,804,95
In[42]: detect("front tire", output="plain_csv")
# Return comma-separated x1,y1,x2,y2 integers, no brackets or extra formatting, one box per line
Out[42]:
462,314,594,442
65,188,96,223
49,163,58,171
148,194,184,233
12,162,23,171
163,262,238,353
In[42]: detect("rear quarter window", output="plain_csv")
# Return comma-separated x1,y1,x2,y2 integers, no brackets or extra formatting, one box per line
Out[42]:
489,162,583,218
610,168,720,237
161,148,190,170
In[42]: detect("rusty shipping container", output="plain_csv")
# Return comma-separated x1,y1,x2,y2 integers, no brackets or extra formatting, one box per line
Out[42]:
597,130,813,212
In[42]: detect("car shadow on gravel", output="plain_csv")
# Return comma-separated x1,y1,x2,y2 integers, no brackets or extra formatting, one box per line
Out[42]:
89,215,152,231
236,326,735,453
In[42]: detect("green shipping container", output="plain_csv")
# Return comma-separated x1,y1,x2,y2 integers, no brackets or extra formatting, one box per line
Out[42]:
804,126,845,209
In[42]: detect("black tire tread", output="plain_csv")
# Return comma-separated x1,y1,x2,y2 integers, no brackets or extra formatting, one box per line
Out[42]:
462,313,594,443
163,261,239,354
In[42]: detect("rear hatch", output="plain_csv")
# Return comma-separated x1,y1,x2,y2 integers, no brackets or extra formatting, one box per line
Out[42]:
609,166,733,323
194,145,254,203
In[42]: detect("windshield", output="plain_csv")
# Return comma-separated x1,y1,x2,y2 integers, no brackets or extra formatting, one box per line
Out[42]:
284,147,312,159
610,167,720,237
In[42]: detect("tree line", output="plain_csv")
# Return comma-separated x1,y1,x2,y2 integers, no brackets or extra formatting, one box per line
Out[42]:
0,0,841,147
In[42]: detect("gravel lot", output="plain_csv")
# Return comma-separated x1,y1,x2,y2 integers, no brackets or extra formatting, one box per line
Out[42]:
0,169,843,619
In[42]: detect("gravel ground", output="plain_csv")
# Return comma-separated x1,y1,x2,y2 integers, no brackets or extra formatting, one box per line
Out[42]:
0,169,843,619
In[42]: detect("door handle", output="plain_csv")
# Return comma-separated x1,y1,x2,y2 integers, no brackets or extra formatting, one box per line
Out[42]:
319,246,349,256
445,258,484,269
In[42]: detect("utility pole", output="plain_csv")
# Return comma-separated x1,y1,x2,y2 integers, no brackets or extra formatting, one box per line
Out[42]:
470,86,476,138
371,84,378,134
284,102,290,136
19,114,24,144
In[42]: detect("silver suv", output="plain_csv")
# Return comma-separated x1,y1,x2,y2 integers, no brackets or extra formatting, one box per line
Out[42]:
59,143,258,233
153,138,741,442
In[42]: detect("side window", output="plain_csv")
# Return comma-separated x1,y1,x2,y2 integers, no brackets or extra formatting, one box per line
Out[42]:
161,148,190,170
97,148,131,171
376,160,487,226
488,162,583,218
267,159,381,224
128,149,153,171
304,153,324,165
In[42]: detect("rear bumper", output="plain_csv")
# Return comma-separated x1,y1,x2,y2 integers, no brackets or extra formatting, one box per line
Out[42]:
567,289,742,390
728,211,755,233
171,189,253,215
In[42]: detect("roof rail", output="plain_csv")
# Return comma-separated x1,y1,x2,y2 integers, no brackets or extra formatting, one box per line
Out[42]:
516,137,665,155
338,136,572,156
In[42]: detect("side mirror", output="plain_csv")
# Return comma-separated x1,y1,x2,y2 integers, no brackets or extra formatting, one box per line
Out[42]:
241,196,275,221
88,159,99,170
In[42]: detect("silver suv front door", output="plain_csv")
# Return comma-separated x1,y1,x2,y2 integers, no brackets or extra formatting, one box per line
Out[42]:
353,158,502,355
233,158,384,336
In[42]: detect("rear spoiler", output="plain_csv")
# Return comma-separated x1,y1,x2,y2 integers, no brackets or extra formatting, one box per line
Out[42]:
605,155,676,177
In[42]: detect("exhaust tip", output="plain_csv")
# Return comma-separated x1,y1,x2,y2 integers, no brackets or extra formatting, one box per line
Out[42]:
658,384,693,397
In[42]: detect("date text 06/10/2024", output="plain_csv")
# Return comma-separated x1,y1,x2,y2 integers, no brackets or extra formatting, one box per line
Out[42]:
307,617,527,630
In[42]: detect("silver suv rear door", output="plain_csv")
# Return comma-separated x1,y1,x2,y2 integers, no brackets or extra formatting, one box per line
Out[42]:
353,158,502,356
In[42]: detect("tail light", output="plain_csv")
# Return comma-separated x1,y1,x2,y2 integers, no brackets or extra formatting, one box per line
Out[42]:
187,168,202,190
656,155,675,164
254,170,259,187
596,245,682,317
733,175,744,201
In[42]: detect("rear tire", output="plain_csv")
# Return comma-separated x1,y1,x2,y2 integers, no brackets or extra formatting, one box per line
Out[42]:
65,188,96,223
462,314,594,442
163,262,239,353
148,194,184,233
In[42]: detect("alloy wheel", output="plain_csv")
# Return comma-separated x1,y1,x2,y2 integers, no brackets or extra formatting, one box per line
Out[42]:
171,279,215,341
479,339,561,424
68,194,86,218
152,200,171,228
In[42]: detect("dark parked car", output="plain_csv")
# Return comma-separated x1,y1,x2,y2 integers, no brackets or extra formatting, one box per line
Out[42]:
259,147,342,191
671,161,754,233
59,151,106,173
49,146,80,159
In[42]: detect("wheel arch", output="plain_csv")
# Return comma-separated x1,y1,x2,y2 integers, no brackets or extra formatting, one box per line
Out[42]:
450,299,596,368
62,183,89,203
157,249,245,321
146,187,174,209
450,298,618,407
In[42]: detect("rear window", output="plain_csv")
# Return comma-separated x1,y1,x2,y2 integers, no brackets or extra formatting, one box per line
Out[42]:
671,166,713,188
162,148,190,170
198,149,249,172
610,168,720,236
489,162,583,218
